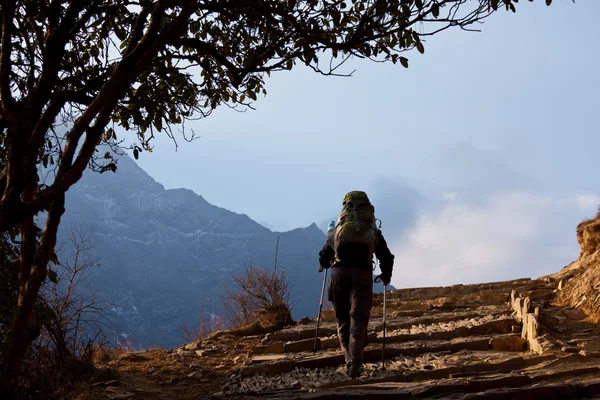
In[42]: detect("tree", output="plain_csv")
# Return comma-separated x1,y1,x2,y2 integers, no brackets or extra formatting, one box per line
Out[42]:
0,0,556,394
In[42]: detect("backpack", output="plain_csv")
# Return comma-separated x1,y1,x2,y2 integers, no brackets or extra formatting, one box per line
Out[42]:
333,191,378,265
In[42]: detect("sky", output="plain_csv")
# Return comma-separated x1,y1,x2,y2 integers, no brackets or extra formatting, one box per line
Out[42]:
133,1,600,289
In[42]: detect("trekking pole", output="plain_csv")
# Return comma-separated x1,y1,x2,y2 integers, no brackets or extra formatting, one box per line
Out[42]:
382,283,387,370
313,267,328,353
374,275,387,370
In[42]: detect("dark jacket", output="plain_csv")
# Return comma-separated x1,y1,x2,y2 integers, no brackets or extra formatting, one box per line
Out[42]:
318,229,394,277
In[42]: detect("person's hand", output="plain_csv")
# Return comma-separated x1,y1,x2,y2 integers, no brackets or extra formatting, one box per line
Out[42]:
318,256,331,272
375,274,391,286
318,261,331,273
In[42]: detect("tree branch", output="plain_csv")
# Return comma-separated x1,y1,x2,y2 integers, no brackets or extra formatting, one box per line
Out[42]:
0,0,16,122
170,38,244,85
29,0,196,212
123,1,154,56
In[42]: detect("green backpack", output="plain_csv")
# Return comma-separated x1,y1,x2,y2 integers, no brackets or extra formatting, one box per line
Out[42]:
333,191,378,263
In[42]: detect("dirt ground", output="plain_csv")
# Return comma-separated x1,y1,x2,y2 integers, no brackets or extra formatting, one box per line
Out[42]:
75,335,262,400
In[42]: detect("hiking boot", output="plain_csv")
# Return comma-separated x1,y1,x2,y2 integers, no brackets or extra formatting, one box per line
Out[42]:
346,363,362,378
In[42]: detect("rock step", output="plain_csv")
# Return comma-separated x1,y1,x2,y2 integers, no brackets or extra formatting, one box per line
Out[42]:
373,279,553,302
372,287,554,312
374,314,515,334
384,319,524,348
373,297,509,312
374,305,507,320
247,364,600,399
244,334,528,377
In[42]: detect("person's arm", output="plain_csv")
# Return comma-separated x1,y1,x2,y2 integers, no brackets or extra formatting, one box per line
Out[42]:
318,243,335,271
375,229,395,284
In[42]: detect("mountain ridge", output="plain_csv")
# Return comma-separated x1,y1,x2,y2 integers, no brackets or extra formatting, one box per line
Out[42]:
53,154,326,348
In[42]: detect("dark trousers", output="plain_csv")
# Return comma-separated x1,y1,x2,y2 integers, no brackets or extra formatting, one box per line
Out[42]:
328,267,373,367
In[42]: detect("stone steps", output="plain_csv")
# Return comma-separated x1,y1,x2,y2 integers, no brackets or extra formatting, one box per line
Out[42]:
225,350,558,395
256,314,519,356
212,278,571,398
235,362,600,399
374,311,514,333
243,333,532,377
262,307,512,347
372,279,553,303
371,286,554,314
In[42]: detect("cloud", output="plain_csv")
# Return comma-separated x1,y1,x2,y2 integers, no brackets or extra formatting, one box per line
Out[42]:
388,192,596,289
570,194,600,212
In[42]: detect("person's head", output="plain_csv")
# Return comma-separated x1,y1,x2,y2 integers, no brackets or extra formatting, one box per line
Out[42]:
328,221,335,230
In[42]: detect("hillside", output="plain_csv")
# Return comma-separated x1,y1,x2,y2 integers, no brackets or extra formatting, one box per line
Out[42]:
81,275,600,400
550,210,600,322
51,155,328,348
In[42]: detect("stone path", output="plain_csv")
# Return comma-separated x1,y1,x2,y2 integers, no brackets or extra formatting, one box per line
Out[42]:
203,277,600,399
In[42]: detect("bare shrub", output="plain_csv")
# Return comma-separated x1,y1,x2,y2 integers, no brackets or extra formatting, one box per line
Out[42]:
14,225,111,399
222,262,295,330
39,225,109,361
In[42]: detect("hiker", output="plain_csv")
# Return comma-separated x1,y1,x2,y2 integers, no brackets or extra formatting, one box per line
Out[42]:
318,191,395,378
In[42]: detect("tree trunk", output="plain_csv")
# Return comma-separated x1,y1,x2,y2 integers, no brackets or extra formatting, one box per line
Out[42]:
1,194,65,397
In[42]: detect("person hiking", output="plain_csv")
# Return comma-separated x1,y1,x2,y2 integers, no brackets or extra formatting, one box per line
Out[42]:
318,191,395,378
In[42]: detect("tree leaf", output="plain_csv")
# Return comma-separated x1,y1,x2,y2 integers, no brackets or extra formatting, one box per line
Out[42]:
133,148,139,159
546,0,552,5
416,42,425,54
49,250,60,265
431,3,440,18
400,56,409,68
47,269,58,284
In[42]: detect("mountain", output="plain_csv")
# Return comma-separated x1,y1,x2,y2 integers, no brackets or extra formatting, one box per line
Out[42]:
53,155,326,348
